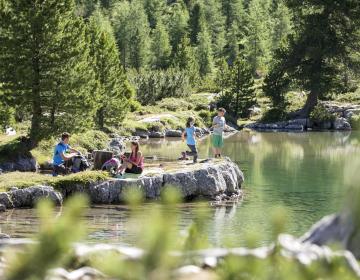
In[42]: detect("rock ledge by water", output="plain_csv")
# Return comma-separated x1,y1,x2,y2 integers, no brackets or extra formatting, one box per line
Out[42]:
0,158,244,210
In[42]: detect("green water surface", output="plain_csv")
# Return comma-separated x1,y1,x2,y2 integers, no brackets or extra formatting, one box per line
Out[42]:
1,131,359,246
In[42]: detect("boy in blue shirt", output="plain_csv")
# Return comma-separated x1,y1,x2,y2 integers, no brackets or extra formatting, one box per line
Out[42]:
52,132,80,176
181,117,198,163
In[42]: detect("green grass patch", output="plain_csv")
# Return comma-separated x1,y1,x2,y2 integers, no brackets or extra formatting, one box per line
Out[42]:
0,171,109,192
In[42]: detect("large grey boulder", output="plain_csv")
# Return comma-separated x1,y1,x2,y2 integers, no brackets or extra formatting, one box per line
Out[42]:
300,213,360,259
108,138,126,155
0,156,38,172
88,159,243,202
0,159,243,208
9,186,63,208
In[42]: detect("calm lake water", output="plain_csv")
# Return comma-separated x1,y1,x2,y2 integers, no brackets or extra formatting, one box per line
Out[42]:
1,131,359,247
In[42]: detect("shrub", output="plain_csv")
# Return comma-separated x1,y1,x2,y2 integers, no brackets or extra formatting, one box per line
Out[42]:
198,110,212,126
157,98,193,111
129,100,142,112
310,103,336,122
0,102,15,129
128,68,191,105
350,114,360,130
261,108,288,122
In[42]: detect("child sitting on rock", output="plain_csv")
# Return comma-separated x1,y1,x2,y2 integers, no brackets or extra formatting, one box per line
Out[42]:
118,141,144,175
181,117,198,163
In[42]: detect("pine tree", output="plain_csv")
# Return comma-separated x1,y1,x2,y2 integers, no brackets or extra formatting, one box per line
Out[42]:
151,20,172,69
196,28,214,77
270,0,292,52
202,0,226,58
189,2,205,45
144,0,166,29
165,1,189,54
173,36,200,86
0,0,98,146
222,0,247,64
87,11,134,129
244,0,272,72
112,0,151,70
264,0,360,117
217,57,256,118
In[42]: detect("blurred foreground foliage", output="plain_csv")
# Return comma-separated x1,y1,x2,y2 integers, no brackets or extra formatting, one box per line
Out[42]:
2,187,360,280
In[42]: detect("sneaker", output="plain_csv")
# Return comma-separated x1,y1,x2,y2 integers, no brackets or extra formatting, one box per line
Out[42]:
181,152,187,160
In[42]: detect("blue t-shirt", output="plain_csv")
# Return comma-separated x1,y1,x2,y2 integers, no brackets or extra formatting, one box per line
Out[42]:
186,126,196,145
53,142,69,166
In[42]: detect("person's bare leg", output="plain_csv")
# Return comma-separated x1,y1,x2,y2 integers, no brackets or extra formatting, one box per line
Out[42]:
213,147,218,158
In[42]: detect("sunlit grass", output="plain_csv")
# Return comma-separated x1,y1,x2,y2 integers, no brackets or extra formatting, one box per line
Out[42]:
0,171,109,192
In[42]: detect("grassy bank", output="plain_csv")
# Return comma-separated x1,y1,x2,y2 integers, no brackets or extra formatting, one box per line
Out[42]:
0,93,216,167
0,171,109,192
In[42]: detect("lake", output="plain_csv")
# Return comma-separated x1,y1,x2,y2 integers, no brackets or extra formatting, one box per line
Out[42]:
1,131,359,247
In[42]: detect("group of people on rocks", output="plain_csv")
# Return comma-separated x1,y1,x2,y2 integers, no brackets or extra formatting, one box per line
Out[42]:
52,108,228,176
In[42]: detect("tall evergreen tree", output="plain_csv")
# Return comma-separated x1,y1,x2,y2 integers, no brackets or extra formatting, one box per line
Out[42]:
165,1,189,54
189,2,205,44
0,0,98,146
196,28,214,76
245,0,272,72
112,0,151,70
173,36,200,86
270,0,292,52
264,0,360,117
151,20,172,69
144,0,166,29
88,11,134,129
217,57,256,118
222,0,246,29
202,0,226,58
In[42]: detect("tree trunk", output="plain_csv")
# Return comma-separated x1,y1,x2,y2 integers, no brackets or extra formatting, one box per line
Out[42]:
29,17,41,149
290,90,319,118
97,107,105,129
29,53,41,148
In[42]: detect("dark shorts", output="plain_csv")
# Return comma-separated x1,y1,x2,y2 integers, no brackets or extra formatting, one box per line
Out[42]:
53,164,68,176
125,165,143,174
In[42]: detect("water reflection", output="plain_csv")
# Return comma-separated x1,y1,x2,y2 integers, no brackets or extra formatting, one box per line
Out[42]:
1,131,359,246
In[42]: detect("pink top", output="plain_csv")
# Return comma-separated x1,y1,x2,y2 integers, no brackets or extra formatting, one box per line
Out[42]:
129,152,144,169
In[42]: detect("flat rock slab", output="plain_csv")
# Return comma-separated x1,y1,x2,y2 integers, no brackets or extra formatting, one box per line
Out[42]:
0,158,244,209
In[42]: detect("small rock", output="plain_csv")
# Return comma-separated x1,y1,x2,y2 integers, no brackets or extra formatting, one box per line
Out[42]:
333,117,352,130
248,106,262,116
148,131,165,138
0,233,10,239
0,193,13,209
165,129,183,137
285,124,304,131
133,129,149,139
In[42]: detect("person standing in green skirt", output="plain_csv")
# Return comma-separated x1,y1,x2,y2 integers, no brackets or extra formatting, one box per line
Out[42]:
211,108,226,158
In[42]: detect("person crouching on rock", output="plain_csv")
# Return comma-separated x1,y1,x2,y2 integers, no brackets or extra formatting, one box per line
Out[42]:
102,156,121,176
119,141,144,175
181,117,198,163
52,132,80,176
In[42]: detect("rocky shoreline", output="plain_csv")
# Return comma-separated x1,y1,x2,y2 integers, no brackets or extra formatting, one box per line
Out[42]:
245,102,360,132
0,158,244,211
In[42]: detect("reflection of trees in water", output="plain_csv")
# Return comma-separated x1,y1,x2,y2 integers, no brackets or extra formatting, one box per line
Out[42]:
221,131,360,238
